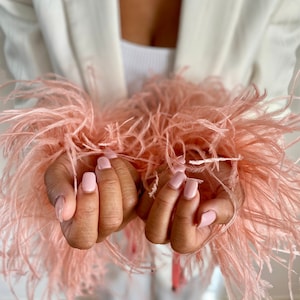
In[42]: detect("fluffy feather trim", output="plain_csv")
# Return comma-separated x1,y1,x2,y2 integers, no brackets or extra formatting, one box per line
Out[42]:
0,75,300,299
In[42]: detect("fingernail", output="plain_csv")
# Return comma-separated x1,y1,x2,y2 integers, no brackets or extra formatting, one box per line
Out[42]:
97,156,111,170
177,155,186,164
168,172,186,190
104,149,118,159
55,196,65,223
198,210,217,228
172,165,186,174
82,172,97,193
184,179,198,200
172,156,186,173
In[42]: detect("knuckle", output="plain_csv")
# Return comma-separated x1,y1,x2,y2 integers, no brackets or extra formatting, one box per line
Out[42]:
170,233,198,254
66,235,95,250
174,213,191,224
154,195,174,210
172,242,196,254
217,203,234,224
145,227,166,245
223,200,235,223
224,210,234,224
66,236,95,250
145,229,155,243
63,222,97,250
45,158,71,182
111,160,127,174
44,166,56,191
171,241,191,254
81,204,98,217
99,215,123,233
44,159,73,205
111,158,138,181
122,187,138,205
100,178,119,189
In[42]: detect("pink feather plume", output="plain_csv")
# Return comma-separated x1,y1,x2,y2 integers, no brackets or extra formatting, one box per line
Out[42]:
0,75,300,299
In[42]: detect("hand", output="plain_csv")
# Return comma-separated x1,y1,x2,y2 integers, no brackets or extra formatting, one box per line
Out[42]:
44,152,140,249
136,162,243,254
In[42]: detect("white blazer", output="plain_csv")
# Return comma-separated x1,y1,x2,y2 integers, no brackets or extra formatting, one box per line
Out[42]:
0,0,300,106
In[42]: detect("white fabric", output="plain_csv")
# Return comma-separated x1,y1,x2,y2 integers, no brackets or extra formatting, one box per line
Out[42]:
121,39,175,95
176,0,298,94
1,0,300,102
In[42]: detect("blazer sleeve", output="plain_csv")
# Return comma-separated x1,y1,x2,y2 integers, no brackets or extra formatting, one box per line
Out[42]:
0,0,53,108
250,0,300,100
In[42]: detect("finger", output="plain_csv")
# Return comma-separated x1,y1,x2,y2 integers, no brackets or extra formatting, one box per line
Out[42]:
170,179,205,253
61,172,99,249
136,167,172,220
145,172,186,244
44,153,77,222
197,188,234,226
105,149,140,184
108,154,139,223
95,157,123,241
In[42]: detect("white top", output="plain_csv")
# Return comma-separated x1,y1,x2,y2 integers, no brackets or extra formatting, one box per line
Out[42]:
121,40,175,96
1,0,300,107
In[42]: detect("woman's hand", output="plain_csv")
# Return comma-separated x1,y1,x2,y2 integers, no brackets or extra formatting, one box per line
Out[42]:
44,152,140,249
136,162,243,254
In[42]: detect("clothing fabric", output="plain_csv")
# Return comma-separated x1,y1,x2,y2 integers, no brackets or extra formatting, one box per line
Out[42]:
1,0,300,103
121,40,175,95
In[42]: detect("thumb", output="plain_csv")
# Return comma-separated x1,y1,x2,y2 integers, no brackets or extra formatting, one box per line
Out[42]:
44,153,77,222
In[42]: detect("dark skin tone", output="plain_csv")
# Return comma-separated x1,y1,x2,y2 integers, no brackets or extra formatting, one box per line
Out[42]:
120,0,181,47
44,0,238,253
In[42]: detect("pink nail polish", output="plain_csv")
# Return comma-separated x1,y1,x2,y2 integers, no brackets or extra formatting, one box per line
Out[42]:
172,156,186,174
168,172,186,190
184,179,198,200
172,164,186,174
55,196,64,223
104,149,118,159
82,172,96,193
198,210,217,228
97,156,111,170
177,155,186,164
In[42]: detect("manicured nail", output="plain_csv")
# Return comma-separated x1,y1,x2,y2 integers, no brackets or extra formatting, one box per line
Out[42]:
168,172,186,190
198,210,217,228
173,164,186,174
184,179,198,200
177,155,186,164
97,156,111,170
104,149,117,159
82,172,97,193
172,156,186,173
55,196,65,223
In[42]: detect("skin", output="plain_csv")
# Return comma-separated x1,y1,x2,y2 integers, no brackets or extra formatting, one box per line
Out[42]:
44,153,240,253
120,0,181,47
45,153,139,249
137,162,242,253
44,0,242,253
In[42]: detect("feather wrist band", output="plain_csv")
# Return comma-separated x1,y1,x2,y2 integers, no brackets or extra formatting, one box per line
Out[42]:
0,75,299,299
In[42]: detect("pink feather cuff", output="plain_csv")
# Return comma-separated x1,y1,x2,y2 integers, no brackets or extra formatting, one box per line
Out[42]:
0,75,299,299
